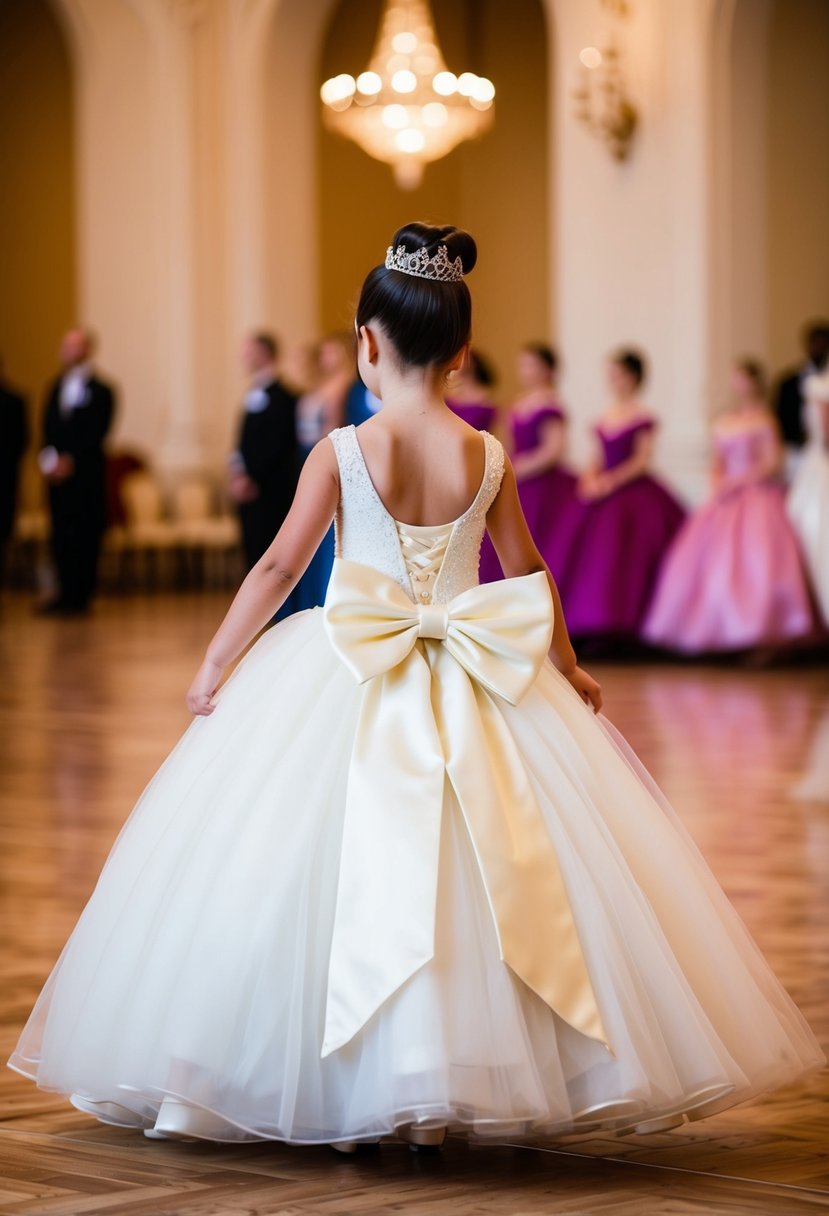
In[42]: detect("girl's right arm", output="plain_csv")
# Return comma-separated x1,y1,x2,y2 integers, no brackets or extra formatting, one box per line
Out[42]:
186,439,340,716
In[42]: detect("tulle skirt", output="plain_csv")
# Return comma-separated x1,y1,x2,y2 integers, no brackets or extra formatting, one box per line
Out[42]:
787,448,829,628
644,481,817,653
8,609,824,1143
556,476,686,640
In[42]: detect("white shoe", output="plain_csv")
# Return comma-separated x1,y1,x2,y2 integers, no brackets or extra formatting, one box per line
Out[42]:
70,1094,148,1129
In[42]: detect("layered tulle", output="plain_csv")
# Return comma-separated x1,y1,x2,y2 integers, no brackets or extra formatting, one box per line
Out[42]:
9,608,823,1143
644,481,816,653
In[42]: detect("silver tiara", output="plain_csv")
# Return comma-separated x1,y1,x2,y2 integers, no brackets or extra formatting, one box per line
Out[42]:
384,242,465,283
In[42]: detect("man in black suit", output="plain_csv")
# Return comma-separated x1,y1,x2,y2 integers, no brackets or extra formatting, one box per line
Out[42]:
774,321,829,460
0,359,28,584
38,328,115,614
227,331,299,571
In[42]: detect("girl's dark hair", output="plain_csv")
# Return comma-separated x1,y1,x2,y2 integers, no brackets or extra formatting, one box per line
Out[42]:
736,356,767,399
356,222,477,368
612,347,647,387
467,348,496,387
524,342,558,373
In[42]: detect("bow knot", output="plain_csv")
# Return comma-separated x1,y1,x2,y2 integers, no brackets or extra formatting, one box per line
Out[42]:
417,602,448,640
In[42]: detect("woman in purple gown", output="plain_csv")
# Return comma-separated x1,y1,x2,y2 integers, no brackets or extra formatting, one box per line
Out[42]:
643,360,817,654
480,344,577,583
557,349,685,643
445,348,499,433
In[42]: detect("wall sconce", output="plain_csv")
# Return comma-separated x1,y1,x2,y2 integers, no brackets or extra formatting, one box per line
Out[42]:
572,0,638,162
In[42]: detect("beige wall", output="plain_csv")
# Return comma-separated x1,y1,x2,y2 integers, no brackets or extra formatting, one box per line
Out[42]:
0,0,76,504
766,0,829,374
318,0,550,402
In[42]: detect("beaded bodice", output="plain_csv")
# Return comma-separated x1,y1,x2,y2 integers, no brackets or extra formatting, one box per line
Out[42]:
328,425,505,605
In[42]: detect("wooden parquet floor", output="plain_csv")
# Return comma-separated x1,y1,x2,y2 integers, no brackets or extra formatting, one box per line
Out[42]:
1,592,827,1215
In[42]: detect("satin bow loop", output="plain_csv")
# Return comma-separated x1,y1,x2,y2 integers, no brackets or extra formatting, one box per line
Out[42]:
321,557,609,1059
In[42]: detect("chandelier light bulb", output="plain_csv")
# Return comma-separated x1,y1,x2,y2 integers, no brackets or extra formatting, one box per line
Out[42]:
320,73,356,106
392,31,418,54
471,77,495,103
422,101,448,128
391,69,417,94
357,71,382,95
382,104,410,129
432,70,458,96
457,72,478,97
396,127,426,153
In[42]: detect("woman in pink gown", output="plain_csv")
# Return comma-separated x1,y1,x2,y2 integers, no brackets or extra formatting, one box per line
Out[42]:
644,360,817,654
556,350,686,643
481,344,577,583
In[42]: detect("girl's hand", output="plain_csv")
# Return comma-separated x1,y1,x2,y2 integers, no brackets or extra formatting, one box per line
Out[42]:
564,665,603,713
186,658,223,716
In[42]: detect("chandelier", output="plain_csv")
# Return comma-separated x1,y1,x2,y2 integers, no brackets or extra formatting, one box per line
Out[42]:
320,0,495,189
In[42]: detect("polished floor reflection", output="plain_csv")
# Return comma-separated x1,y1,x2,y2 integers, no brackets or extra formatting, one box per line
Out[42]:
0,593,826,1214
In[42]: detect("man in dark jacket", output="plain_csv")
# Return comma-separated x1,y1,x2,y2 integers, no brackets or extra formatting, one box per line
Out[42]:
38,328,115,614
227,332,299,570
774,321,829,460
0,360,28,585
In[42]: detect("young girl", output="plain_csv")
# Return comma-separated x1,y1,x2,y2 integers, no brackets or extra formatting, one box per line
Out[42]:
644,360,817,654
481,344,577,585
557,350,686,643
9,225,823,1150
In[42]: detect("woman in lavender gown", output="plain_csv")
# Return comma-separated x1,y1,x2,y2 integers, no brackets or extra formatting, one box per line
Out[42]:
481,344,577,583
644,360,817,654
557,349,685,643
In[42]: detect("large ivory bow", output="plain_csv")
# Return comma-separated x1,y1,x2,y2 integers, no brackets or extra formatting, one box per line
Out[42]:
321,557,608,1057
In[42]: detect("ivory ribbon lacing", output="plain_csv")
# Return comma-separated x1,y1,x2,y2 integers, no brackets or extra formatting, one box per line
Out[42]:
321,556,609,1058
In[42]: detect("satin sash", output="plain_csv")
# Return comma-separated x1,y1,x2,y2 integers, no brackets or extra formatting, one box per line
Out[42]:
321,557,608,1057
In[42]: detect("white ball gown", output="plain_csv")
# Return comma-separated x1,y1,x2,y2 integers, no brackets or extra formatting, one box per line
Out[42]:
787,375,829,627
8,425,824,1144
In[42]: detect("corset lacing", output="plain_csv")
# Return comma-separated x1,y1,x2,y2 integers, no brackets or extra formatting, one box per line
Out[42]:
396,521,454,604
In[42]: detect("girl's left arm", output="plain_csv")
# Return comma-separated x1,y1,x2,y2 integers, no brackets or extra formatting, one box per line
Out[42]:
187,439,340,715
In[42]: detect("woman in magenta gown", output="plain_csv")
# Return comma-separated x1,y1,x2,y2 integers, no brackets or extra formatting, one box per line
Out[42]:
643,360,817,654
481,344,577,583
557,349,686,643
445,348,499,433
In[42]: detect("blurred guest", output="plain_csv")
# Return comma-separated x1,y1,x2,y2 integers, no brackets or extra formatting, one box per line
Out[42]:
0,358,28,584
481,344,577,583
38,328,115,615
228,332,298,574
346,375,382,426
292,332,353,610
787,368,829,628
644,360,816,654
446,348,499,433
556,348,685,644
774,321,829,475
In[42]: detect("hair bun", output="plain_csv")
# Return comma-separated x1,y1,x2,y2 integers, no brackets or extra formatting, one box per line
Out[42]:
391,221,477,276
